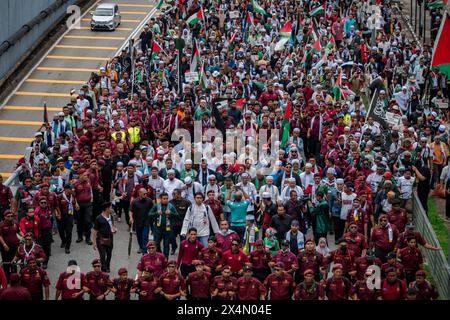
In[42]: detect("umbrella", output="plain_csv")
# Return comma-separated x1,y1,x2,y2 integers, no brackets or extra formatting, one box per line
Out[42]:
341,61,354,68
128,222,133,258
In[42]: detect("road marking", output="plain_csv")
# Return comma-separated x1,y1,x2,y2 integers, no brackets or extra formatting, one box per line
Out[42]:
0,120,42,126
0,154,22,159
81,18,140,22
15,91,72,97
64,35,126,40
0,173,11,177
26,79,86,85
47,55,108,61
119,3,153,8
37,67,98,72
55,44,117,50
0,137,33,142
3,106,61,111
121,11,148,15
78,26,133,31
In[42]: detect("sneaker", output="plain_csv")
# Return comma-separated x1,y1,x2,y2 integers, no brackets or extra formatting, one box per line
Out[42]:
76,238,83,243
65,248,70,254
137,249,142,254
86,240,93,245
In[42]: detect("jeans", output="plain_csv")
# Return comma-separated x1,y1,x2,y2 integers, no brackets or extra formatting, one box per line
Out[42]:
39,228,52,263
136,226,149,252
154,231,171,258
97,242,113,271
197,235,209,247
76,201,92,240
230,226,245,241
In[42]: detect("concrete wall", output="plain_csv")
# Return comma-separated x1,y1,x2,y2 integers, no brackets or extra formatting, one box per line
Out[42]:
0,0,77,81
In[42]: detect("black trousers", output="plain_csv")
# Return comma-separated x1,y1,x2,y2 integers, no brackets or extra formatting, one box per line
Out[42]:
76,202,92,240
92,190,103,220
0,244,18,279
120,200,131,226
39,228,52,262
31,292,44,301
57,215,74,249
253,268,270,283
180,263,196,278
97,243,113,271
102,183,112,202
332,216,342,242
374,247,390,264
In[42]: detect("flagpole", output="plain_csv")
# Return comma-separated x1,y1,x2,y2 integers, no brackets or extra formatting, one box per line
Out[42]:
358,89,379,149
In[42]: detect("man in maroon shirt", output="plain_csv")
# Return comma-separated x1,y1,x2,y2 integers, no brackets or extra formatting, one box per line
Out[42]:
13,232,46,267
350,269,380,300
177,228,204,278
0,174,13,220
328,238,356,278
73,170,93,244
264,262,295,300
56,184,78,254
320,264,352,300
34,197,53,268
199,236,222,277
398,237,424,284
0,210,20,278
343,222,368,258
132,266,162,300
0,273,31,300
218,238,249,276
111,268,134,300
371,214,399,263
215,220,239,252
236,265,266,300
379,268,407,300
387,199,408,233
381,252,406,280
20,256,50,300
409,270,439,300
296,238,327,283
248,239,272,282
55,260,87,300
353,250,382,281
294,269,322,300
85,258,113,300
32,183,57,214
185,260,212,300
137,240,167,278
210,265,238,300
88,159,104,219
159,260,186,300
271,240,298,276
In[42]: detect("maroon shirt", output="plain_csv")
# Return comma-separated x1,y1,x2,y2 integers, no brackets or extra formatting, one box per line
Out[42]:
381,261,406,280
15,243,46,264
248,250,271,270
20,266,50,295
220,250,249,273
215,231,240,252
32,191,57,211
236,277,266,300
160,272,186,295
398,247,423,273
410,280,439,300
55,271,87,300
177,240,204,266
0,184,13,207
350,280,379,300
85,271,112,299
343,232,368,258
186,271,212,299
34,207,52,230
294,281,322,300
381,279,407,300
199,247,222,269
397,231,426,250
272,250,298,272
137,252,167,278
297,250,326,280
0,220,20,246
346,208,368,234
74,180,92,203
387,209,408,233
133,276,161,300
354,256,382,281
112,278,134,300
210,276,238,300
371,224,399,252
264,272,295,300
321,276,352,300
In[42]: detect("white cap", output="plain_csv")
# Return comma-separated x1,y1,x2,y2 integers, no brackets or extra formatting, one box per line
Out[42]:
34,132,43,137
305,163,312,168
185,159,193,165
184,177,192,184
157,149,165,155
327,168,336,175
167,169,175,175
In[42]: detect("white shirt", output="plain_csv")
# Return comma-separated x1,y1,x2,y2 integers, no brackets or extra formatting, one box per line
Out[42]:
366,173,384,193
397,176,414,199
148,176,165,199
181,203,220,237
340,192,357,220
300,172,314,190
236,182,257,212
182,182,204,203
280,185,304,204
259,184,280,203
163,178,184,200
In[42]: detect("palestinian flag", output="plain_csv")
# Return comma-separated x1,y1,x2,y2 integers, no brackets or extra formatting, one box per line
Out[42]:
150,40,163,63
312,36,321,52
314,53,328,69
280,100,291,149
156,0,164,9
279,21,293,38
187,7,204,26
252,0,267,15
309,2,326,17
325,36,335,50
333,72,344,101
190,39,200,73
230,30,238,44
431,13,450,76
246,11,255,27
199,60,207,89
427,0,448,8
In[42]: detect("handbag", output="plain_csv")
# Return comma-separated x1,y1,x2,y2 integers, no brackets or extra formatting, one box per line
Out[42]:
99,237,112,247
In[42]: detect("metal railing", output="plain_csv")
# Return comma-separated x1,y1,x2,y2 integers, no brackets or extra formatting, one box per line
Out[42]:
412,192,450,299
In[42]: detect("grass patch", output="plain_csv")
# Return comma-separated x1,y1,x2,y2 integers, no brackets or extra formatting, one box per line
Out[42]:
427,199,449,257
423,264,441,300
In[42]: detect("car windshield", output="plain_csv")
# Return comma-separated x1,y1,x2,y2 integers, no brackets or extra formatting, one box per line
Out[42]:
94,8,113,16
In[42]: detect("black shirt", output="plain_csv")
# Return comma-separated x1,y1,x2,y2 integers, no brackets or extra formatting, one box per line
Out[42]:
131,198,153,228
94,214,114,239
270,214,294,239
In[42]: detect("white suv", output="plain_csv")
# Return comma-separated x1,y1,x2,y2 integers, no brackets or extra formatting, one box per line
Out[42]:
90,3,121,31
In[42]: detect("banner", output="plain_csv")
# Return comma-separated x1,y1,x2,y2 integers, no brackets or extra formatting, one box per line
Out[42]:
185,72,199,82
385,112,402,126
367,90,388,129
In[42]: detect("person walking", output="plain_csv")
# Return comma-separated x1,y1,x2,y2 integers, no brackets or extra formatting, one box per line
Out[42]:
129,188,153,254
92,202,117,273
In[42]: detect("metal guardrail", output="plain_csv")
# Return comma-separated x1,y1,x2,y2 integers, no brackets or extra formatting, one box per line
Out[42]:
412,192,450,299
